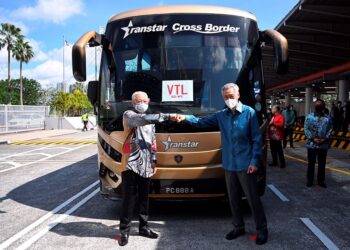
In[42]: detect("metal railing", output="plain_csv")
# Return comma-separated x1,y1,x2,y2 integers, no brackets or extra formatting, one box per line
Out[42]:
0,105,50,134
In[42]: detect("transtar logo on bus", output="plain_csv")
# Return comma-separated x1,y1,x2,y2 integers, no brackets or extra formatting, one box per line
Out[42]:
161,136,199,151
121,21,240,39
121,21,167,39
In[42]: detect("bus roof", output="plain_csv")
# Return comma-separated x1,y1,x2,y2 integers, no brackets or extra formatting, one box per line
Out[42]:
108,5,257,23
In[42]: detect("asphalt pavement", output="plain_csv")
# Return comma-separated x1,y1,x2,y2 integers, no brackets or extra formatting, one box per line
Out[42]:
0,130,349,250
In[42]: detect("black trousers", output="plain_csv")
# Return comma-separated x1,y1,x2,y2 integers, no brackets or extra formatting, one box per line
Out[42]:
82,121,88,131
283,127,294,147
120,170,151,234
270,140,285,167
225,170,267,231
307,148,327,185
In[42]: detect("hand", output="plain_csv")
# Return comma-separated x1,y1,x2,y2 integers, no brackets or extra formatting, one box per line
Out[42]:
247,165,257,174
170,114,178,122
151,162,157,174
176,114,186,123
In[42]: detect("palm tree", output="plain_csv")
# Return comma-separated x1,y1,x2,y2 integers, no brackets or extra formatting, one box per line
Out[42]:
72,82,86,93
0,23,23,104
12,38,34,105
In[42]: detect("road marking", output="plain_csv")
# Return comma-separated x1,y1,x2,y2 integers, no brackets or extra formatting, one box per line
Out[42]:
0,144,90,173
300,218,339,250
11,140,96,145
0,145,52,160
16,188,100,250
284,153,350,176
267,184,289,202
0,180,99,249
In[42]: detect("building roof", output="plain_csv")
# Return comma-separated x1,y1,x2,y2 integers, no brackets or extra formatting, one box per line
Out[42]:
263,0,350,93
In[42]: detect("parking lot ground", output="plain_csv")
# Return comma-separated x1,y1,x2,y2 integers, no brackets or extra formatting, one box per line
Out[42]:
0,132,349,249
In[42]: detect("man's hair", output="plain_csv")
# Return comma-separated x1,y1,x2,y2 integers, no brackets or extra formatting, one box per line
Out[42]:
221,83,239,95
315,99,325,107
131,91,148,101
272,105,280,112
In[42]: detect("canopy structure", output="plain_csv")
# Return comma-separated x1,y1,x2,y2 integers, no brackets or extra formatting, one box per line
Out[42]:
263,0,350,94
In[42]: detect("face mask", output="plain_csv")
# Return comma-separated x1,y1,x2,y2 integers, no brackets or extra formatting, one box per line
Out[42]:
135,103,148,113
225,98,238,109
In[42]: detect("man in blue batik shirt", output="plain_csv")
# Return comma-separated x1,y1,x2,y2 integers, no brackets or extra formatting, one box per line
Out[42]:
176,83,268,245
304,99,332,188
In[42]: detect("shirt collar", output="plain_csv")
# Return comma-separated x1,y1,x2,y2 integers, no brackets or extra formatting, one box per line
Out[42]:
226,101,243,114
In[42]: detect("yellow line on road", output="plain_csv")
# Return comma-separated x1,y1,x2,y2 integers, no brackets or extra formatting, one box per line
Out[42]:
284,153,350,176
11,140,97,145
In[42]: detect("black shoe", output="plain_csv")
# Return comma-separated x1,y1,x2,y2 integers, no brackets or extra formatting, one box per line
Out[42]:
118,233,129,246
225,228,245,240
318,183,327,188
280,165,285,168
306,182,313,187
256,228,268,245
269,163,278,167
290,146,295,148
139,227,158,239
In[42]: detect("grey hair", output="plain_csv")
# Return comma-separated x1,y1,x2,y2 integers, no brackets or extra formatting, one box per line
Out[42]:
221,83,239,95
131,91,148,101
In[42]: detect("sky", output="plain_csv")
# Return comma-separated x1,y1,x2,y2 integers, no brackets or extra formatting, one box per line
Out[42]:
0,0,299,88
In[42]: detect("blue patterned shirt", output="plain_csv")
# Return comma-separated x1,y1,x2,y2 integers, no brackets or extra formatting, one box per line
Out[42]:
185,102,262,172
304,113,332,149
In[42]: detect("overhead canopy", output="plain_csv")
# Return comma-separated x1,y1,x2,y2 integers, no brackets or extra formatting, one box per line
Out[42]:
262,0,350,93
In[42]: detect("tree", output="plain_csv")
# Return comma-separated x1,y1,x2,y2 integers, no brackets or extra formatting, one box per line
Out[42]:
0,78,43,105
12,37,34,105
0,23,23,104
72,82,85,93
50,90,93,116
51,91,72,116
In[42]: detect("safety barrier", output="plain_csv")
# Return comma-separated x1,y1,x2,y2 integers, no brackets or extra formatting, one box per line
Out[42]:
293,127,350,151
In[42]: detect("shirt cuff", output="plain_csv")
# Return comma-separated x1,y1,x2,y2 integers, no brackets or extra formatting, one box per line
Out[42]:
249,158,259,168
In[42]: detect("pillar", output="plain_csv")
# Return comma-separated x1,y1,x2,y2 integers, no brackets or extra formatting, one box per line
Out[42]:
285,92,291,106
305,87,313,116
338,79,349,104
271,96,276,106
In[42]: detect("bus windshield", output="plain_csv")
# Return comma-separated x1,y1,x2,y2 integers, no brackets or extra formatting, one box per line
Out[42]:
100,14,260,124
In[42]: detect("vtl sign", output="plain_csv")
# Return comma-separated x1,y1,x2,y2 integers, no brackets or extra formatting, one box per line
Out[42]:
162,80,193,102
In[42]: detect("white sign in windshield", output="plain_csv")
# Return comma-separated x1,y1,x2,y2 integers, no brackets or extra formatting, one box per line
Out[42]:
162,80,193,102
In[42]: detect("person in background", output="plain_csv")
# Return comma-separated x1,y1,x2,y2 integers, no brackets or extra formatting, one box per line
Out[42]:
282,104,296,148
175,83,268,245
118,91,177,246
268,105,285,168
343,101,350,133
81,112,89,132
338,101,344,131
304,99,332,188
330,102,341,131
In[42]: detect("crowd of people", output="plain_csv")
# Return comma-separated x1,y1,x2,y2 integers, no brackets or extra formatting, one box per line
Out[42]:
330,101,350,133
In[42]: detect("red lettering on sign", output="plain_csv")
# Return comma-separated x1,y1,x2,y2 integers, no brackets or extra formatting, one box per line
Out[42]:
167,85,174,94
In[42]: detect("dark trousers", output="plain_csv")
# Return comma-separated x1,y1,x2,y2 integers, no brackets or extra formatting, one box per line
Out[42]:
120,170,151,234
283,127,294,147
225,170,267,231
307,148,327,185
270,140,285,167
82,121,88,131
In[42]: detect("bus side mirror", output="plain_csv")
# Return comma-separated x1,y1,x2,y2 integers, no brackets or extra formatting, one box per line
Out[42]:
72,31,102,82
87,81,99,105
261,29,288,74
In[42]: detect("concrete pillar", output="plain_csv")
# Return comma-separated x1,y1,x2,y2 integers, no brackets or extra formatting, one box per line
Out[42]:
285,93,291,105
271,96,276,106
305,87,313,116
338,79,349,104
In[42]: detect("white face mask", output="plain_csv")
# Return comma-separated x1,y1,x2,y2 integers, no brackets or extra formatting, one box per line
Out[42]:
225,98,238,109
135,103,148,113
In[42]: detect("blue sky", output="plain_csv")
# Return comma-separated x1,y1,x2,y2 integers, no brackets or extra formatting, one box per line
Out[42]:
0,0,299,88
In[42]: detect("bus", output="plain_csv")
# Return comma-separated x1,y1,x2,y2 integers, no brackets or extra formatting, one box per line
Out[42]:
72,5,288,200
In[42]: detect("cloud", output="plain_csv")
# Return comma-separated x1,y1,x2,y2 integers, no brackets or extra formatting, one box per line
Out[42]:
0,8,29,35
12,0,84,24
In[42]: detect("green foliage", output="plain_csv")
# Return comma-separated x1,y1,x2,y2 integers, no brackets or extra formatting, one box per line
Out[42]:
0,78,43,105
50,90,93,116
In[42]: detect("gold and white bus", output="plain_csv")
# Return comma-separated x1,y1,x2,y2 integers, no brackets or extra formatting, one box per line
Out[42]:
72,5,288,199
